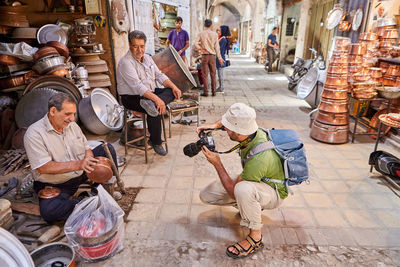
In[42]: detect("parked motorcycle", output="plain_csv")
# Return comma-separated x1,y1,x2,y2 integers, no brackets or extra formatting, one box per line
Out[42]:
287,47,325,91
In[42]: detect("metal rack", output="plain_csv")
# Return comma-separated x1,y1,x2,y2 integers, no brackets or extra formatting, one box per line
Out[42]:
348,94,392,143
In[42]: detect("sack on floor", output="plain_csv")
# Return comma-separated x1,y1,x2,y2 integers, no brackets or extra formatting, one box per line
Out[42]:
64,185,125,262
243,128,309,194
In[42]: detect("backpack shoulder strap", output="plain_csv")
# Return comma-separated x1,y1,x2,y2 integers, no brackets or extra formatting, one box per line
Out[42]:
242,141,274,164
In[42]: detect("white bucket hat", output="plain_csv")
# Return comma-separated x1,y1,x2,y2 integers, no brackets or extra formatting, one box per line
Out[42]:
221,103,258,135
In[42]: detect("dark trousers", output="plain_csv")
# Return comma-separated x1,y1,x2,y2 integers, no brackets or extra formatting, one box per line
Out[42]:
120,88,175,145
33,143,117,223
201,54,217,94
267,47,275,72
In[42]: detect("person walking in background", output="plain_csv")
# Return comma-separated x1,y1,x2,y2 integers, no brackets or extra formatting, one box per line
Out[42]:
216,25,230,93
166,16,189,65
195,19,224,97
265,27,279,73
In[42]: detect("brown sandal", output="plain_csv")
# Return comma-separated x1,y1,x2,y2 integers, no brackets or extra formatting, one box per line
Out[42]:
226,235,264,259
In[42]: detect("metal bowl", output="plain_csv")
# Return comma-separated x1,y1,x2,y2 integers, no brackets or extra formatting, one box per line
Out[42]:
325,75,348,87
310,120,349,144
78,88,123,135
318,98,349,113
86,156,113,183
33,56,65,74
31,242,75,267
315,110,349,125
321,88,348,100
376,87,400,99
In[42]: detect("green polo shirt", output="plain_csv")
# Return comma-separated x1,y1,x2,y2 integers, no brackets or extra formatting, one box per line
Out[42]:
240,129,288,199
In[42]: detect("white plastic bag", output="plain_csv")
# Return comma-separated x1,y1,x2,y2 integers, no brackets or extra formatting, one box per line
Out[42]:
64,185,124,262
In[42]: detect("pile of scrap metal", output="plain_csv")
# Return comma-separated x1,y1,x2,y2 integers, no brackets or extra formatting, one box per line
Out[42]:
0,148,29,175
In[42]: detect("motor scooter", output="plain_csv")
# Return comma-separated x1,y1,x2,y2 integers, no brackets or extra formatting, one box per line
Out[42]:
287,48,325,91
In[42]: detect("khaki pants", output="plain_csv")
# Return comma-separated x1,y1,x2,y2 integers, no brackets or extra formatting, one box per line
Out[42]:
200,179,282,230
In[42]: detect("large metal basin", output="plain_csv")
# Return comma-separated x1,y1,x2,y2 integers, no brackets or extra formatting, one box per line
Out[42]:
310,120,349,144
152,45,196,92
78,88,123,135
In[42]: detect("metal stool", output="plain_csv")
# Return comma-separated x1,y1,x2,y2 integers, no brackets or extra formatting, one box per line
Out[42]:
123,109,168,163
167,100,199,138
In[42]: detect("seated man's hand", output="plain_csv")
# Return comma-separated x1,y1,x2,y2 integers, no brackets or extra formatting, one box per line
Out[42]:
172,87,182,99
202,146,221,166
80,156,99,173
154,96,166,114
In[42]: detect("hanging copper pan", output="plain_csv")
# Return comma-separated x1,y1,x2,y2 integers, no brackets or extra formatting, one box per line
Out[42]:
310,120,349,144
318,98,349,113
321,88,348,100
315,110,349,125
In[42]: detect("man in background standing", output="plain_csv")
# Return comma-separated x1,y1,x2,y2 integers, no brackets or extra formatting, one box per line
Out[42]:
265,27,279,73
166,16,189,65
195,19,224,97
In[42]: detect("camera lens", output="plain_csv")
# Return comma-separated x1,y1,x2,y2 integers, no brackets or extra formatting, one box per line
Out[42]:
183,142,201,157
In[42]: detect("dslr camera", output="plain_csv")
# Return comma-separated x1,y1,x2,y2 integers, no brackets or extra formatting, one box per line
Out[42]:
183,130,216,157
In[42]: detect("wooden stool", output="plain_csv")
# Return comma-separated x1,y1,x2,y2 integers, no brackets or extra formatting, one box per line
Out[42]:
167,100,199,138
123,109,168,163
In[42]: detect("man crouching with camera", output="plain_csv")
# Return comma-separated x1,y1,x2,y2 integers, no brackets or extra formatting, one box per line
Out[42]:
196,103,288,259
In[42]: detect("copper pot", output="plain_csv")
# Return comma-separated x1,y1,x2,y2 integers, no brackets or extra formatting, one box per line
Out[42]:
0,54,20,65
334,37,351,48
33,46,59,61
353,81,376,89
383,77,397,86
318,98,349,113
348,43,366,55
321,88,348,100
325,75,348,87
382,28,399,39
46,41,69,58
0,73,26,89
339,20,351,32
379,41,395,49
377,25,396,37
327,65,348,75
359,32,378,41
352,90,378,99
368,67,383,78
348,65,362,73
86,156,113,183
385,65,400,77
315,110,349,125
310,120,349,144
353,73,371,82
372,77,383,86
330,55,349,66
348,55,363,65
379,61,390,74
333,45,350,53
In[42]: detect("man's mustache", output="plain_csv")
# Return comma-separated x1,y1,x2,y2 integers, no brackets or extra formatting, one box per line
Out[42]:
64,120,72,123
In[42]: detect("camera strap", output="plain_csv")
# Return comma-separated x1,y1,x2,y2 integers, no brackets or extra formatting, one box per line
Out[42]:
216,132,257,154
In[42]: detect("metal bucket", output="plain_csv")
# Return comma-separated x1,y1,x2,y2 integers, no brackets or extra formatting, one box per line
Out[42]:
31,242,75,267
152,45,196,92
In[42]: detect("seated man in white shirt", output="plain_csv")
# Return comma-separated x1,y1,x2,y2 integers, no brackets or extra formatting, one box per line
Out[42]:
117,30,182,156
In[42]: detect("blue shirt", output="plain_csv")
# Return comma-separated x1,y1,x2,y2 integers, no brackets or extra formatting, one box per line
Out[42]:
267,33,277,49
217,37,229,68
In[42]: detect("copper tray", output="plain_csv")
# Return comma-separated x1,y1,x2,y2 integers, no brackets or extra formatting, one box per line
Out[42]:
46,41,69,58
315,110,349,125
368,109,392,138
310,120,349,144
38,186,61,199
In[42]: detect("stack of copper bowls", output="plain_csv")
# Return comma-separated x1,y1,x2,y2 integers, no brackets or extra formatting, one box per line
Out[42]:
376,18,399,58
352,81,378,99
310,37,350,144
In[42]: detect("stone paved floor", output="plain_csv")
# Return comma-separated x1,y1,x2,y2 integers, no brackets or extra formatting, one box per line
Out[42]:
83,55,400,266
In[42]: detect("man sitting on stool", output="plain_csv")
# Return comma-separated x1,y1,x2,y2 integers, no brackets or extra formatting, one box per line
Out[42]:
24,93,118,223
117,30,182,156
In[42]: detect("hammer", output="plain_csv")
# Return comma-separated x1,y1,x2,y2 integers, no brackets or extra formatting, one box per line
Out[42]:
102,143,126,194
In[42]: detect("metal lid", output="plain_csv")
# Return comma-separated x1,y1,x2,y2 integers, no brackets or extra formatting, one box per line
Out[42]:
297,67,319,99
